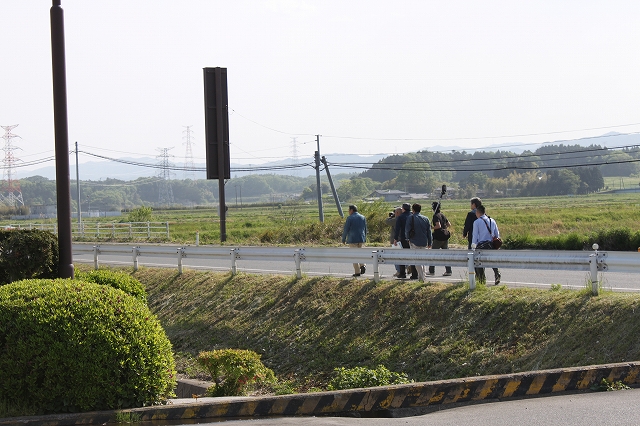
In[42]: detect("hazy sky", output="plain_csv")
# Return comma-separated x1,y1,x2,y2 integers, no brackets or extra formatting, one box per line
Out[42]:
3,0,640,173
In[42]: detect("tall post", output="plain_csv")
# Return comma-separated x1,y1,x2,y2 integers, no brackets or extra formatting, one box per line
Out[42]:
315,135,324,222
215,72,227,241
50,0,74,279
75,141,81,225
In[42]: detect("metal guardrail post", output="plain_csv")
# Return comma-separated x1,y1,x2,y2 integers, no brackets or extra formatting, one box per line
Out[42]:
129,223,132,238
147,222,151,238
590,254,599,295
230,248,237,275
468,251,476,290
132,246,140,272
373,250,380,283
166,222,170,239
294,249,302,279
589,244,600,296
177,247,185,274
93,245,99,270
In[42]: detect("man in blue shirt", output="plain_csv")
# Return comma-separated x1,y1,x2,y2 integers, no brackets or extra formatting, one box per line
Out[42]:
472,204,501,285
342,204,367,277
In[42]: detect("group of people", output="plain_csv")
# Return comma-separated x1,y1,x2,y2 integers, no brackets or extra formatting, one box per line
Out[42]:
341,197,501,285
385,202,453,281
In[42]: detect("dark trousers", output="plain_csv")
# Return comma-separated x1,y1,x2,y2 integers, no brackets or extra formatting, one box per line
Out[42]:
400,240,417,277
474,241,500,283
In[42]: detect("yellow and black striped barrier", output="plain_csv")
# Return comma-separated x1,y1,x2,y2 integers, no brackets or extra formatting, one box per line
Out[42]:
3,361,639,425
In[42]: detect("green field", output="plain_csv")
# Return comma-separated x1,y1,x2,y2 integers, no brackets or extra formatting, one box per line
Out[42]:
150,193,640,248
4,192,640,248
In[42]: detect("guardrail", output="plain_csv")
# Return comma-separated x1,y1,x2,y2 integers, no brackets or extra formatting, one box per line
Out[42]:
72,243,640,295
9,222,170,239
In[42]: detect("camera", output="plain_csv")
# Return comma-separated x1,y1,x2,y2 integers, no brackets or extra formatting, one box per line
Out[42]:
389,212,395,218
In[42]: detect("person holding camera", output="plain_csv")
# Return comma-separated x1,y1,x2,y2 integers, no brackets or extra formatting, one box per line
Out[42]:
386,207,403,277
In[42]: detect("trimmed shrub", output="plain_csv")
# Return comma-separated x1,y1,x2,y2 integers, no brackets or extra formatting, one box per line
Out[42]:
327,365,411,391
0,229,58,284
197,349,275,396
0,279,176,414
75,269,147,303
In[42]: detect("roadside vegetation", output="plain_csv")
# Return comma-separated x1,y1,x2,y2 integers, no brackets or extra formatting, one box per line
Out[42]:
129,266,640,394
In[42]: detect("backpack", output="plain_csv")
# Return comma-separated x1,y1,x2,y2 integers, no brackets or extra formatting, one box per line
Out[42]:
433,213,451,241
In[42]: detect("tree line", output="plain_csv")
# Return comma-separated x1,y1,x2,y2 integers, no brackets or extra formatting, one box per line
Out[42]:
8,143,639,213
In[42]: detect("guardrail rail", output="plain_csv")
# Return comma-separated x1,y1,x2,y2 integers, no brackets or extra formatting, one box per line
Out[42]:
72,243,640,295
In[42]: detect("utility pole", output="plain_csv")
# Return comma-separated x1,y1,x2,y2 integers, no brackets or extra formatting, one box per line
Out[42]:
321,156,344,217
315,134,324,222
75,141,80,225
50,0,74,279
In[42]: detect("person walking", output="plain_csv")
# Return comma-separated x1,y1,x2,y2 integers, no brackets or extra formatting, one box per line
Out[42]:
386,206,403,277
405,203,432,282
463,197,482,249
394,203,418,279
342,204,367,277
471,204,501,285
429,201,452,276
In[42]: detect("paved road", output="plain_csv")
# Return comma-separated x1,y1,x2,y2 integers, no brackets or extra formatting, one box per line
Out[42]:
184,388,640,425
74,250,640,292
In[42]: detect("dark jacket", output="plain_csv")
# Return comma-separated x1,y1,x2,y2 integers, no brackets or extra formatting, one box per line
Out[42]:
394,210,411,241
406,213,432,247
463,209,477,244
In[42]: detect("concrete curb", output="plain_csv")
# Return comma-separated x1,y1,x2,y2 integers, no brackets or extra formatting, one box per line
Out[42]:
3,361,639,425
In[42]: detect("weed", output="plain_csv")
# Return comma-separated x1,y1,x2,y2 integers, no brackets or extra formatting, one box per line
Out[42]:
115,411,143,423
590,378,631,392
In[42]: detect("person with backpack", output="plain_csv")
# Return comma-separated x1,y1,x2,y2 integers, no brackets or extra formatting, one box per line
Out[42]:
472,204,501,285
429,201,453,276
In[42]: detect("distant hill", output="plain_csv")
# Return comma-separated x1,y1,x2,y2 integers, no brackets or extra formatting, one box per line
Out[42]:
19,153,388,181
18,132,640,181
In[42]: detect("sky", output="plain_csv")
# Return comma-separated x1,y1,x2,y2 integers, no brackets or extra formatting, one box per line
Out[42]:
3,0,640,176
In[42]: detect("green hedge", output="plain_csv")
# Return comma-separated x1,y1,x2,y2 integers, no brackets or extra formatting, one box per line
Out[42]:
0,229,58,284
0,279,176,414
75,269,147,303
504,228,640,251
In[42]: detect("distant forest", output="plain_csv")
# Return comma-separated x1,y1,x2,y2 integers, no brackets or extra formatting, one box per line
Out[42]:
12,143,640,212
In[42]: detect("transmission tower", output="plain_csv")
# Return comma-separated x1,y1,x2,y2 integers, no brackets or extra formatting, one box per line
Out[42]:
156,147,175,205
290,137,299,176
1,124,24,207
182,125,196,180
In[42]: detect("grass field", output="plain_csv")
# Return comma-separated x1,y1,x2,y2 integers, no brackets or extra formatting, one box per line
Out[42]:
157,192,640,247
3,192,639,247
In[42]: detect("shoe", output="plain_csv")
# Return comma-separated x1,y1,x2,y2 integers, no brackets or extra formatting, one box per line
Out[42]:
393,272,400,277
410,275,418,280
360,265,366,275
352,273,361,277
396,275,407,279
426,271,435,276
495,273,501,285
442,272,452,276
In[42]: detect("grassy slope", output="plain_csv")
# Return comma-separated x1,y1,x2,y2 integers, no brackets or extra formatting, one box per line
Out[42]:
133,267,640,387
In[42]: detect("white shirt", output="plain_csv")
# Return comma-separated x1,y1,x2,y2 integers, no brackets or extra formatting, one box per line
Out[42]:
472,214,500,245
